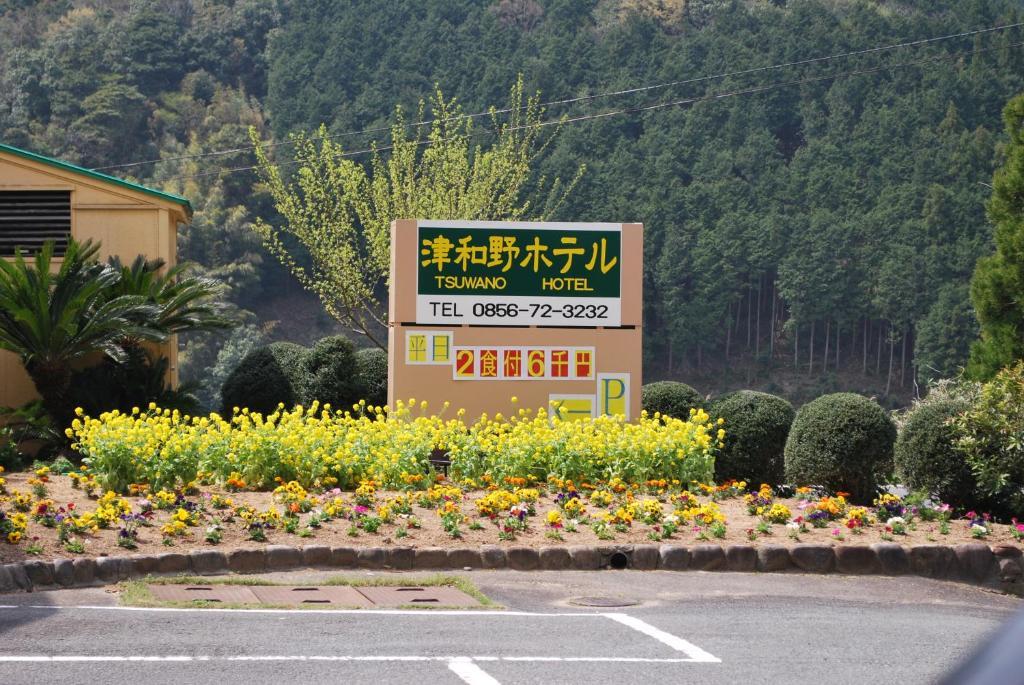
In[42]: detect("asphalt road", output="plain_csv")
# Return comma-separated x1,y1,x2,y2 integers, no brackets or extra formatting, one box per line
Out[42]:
0,570,1020,685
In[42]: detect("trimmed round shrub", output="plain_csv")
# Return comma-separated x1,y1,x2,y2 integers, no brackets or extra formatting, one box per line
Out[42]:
641,381,703,419
220,341,309,415
355,347,388,408
304,336,360,409
783,392,896,502
894,399,974,507
711,390,794,486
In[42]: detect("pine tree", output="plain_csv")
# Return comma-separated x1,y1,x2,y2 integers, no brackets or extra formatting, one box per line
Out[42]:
968,94,1024,379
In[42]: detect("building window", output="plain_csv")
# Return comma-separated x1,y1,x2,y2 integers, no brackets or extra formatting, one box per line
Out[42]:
0,190,71,257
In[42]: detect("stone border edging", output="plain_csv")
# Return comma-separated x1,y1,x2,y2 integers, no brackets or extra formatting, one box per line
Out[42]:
1,543,1021,595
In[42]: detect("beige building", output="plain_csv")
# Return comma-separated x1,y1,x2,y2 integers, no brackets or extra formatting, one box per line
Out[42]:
0,142,192,409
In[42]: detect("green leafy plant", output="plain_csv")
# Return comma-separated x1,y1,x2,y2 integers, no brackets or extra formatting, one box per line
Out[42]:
641,381,702,420
440,510,463,538
220,341,309,415
895,399,975,508
304,336,360,407
953,363,1024,517
969,95,1024,378
355,347,388,407
204,523,223,544
64,539,85,553
0,240,155,430
360,515,382,533
0,424,21,470
0,239,233,435
784,393,896,502
246,522,267,542
710,390,794,485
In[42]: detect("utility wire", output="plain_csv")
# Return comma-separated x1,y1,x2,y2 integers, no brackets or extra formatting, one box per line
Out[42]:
93,20,1024,173
154,39,1022,184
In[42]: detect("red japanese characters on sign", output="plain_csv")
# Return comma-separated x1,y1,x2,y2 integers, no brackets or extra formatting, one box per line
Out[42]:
451,346,597,381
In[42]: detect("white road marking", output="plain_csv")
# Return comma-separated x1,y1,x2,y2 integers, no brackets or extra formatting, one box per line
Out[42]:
447,657,503,685
493,656,697,663
0,655,706,663
12,605,588,617
603,613,721,663
0,605,722,666
0,656,202,662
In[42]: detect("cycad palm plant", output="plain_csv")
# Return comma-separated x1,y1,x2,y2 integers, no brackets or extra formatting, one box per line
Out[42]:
0,240,157,428
105,254,232,346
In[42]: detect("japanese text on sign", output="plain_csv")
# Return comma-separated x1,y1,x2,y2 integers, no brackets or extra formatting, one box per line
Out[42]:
451,346,595,381
416,223,622,326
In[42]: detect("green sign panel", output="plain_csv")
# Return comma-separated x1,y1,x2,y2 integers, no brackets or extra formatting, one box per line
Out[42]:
417,225,621,298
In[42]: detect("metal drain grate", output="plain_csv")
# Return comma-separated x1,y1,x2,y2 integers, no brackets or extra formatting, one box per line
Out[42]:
354,586,480,607
249,586,374,606
148,585,261,604
145,584,481,607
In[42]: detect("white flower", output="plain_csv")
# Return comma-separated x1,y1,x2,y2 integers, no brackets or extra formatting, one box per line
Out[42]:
664,514,679,525
886,517,905,526
785,521,800,530
971,524,987,532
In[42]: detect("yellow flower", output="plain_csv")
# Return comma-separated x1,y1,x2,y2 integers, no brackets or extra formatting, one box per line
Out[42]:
563,498,586,517
763,503,792,524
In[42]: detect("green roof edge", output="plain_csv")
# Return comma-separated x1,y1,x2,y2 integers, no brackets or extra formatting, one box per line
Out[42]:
0,142,193,216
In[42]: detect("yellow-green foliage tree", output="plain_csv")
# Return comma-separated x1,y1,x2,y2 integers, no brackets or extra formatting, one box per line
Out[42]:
249,78,583,348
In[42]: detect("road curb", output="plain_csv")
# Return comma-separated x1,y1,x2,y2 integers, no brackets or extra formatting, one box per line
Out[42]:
1,543,1021,594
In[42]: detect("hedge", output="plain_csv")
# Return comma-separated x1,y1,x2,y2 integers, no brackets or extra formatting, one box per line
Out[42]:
784,392,896,502
641,381,703,419
712,390,794,486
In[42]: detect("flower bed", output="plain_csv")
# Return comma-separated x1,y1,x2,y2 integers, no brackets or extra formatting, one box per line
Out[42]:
66,402,721,493
1,468,1021,563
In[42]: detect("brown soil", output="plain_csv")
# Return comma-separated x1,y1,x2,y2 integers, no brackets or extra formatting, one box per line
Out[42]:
1,471,1021,564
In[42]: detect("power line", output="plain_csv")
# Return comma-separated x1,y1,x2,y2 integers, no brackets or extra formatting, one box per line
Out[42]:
154,39,1021,184
93,20,1024,173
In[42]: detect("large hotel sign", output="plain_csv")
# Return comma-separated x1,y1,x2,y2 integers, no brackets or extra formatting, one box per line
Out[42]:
389,220,642,420
416,222,622,327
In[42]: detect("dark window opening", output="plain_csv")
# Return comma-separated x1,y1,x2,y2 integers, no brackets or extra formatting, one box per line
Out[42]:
0,190,72,257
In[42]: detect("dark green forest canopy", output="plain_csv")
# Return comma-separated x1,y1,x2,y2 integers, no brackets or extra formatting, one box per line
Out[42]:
1,0,1023,406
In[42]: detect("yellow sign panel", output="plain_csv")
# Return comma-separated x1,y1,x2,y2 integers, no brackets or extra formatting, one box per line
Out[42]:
598,373,630,417
406,330,452,365
406,334,427,363
549,395,595,421
432,334,450,362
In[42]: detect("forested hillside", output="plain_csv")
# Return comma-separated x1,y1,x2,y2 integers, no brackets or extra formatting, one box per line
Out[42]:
2,0,1022,407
